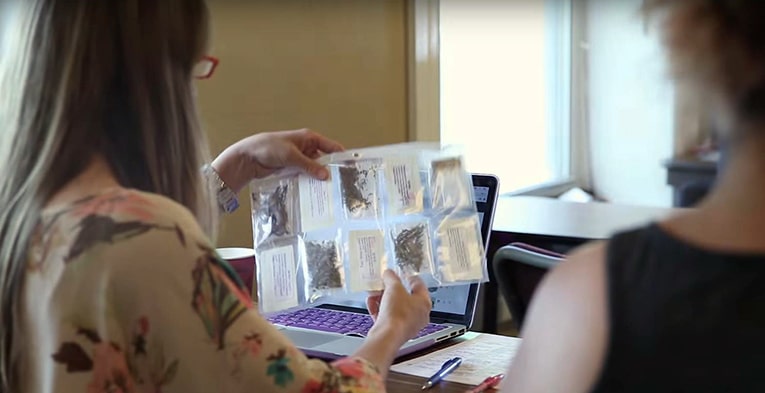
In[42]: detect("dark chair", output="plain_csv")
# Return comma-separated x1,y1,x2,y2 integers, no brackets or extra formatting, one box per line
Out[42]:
492,243,565,331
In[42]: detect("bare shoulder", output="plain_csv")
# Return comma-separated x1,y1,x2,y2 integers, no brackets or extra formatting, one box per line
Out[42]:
502,241,609,393
556,240,607,277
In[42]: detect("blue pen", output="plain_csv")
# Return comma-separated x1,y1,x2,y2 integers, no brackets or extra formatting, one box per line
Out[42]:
421,357,463,390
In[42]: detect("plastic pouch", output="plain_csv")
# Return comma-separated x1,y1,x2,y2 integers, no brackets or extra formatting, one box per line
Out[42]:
433,214,488,284
301,230,345,303
250,175,300,247
250,142,489,301
389,220,433,278
345,227,387,292
255,238,302,314
430,156,474,211
382,156,425,215
297,172,336,232
336,159,383,220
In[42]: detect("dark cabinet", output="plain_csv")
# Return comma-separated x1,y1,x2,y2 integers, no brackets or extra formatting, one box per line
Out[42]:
663,156,719,207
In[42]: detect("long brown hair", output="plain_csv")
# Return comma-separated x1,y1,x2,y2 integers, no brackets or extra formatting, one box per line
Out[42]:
0,0,215,389
645,0,765,136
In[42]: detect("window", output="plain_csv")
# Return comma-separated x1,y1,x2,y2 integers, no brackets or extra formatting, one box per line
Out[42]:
0,3,19,60
411,0,573,194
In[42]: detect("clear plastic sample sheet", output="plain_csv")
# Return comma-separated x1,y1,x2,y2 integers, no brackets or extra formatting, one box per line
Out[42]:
250,143,489,313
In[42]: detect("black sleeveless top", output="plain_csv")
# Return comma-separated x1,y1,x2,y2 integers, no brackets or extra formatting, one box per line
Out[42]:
590,224,765,392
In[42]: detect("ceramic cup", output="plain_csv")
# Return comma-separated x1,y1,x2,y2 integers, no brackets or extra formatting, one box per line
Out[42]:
216,247,257,301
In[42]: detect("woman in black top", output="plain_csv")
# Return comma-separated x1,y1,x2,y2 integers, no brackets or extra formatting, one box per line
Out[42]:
503,2,765,392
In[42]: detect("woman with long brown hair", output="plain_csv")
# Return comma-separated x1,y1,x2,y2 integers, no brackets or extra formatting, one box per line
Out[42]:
503,1,765,392
0,1,431,392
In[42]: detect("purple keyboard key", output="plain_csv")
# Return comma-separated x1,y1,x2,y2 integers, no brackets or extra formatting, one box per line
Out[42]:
267,308,451,339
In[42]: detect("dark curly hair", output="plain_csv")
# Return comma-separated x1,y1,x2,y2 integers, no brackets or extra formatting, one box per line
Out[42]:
645,0,765,132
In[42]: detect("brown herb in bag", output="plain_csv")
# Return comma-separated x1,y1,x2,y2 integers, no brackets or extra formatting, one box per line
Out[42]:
305,241,343,290
339,162,376,215
393,224,428,273
253,184,292,238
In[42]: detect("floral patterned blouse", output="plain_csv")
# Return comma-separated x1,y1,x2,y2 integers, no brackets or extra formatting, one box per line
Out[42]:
21,188,384,393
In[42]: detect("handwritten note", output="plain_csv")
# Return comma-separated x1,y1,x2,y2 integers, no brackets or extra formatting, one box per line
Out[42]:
391,332,522,386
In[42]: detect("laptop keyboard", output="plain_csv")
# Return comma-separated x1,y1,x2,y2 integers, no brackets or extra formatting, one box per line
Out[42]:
267,308,449,339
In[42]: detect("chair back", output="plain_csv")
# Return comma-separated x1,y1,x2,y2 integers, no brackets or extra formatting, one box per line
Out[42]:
492,242,564,331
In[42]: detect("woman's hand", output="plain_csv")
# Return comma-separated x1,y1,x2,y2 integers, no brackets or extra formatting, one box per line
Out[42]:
366,270,432,342
350,270,431,378
211,129,345,193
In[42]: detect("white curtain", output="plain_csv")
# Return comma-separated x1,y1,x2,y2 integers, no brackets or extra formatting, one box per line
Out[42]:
570,0,594,193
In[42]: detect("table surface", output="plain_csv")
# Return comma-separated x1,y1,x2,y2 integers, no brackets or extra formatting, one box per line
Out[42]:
387,371,472,393
386,335,484,393
491,196,681,240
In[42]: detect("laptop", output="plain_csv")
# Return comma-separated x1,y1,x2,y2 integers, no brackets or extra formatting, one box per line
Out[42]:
268,174,500,359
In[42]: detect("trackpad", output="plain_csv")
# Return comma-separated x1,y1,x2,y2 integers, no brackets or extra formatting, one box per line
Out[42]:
283,330,343,349
313,337,363,357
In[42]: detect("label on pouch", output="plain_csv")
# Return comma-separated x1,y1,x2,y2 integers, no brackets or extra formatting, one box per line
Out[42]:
384,157,424,215
298,174,335,232
436,216,484,282
258,245,299,313
348,230,385,291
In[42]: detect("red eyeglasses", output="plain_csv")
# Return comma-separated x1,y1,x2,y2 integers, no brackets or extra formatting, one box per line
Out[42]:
193,55,219,79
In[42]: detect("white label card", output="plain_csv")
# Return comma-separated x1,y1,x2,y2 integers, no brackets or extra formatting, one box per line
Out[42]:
384,157,424,215
436,217,484,282
258,245,299,313
298,174,335,232
348,230,385,291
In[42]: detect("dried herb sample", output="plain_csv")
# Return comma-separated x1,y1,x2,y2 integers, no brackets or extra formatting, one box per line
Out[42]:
432,158,462,173
431,158,469,210
393,224,429,274
305,241,343,290
339,161,377,217
253,184,292,238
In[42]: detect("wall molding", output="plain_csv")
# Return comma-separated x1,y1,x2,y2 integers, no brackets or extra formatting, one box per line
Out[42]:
570,0,592,190
407,0,441,142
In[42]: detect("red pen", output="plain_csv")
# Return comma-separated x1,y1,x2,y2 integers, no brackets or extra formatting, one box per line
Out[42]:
465,373,505,393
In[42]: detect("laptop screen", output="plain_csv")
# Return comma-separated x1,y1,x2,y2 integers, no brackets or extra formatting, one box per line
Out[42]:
320,174,499,323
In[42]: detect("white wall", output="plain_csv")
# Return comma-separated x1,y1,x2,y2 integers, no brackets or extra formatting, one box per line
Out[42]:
585,0,674,207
